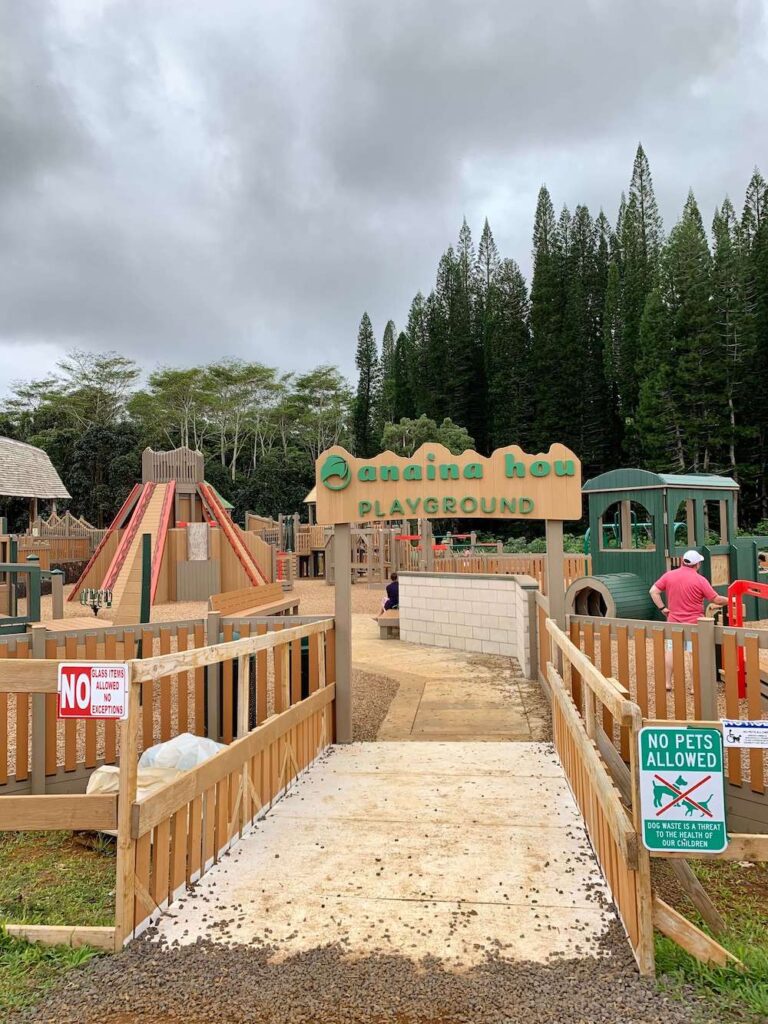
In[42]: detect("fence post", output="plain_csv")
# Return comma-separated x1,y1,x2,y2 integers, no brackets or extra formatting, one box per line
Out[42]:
50,570,64,620
30,626,47,795
628,707,656,976
114,664,140,951
334,522,353,743
206,611,221,741
696,616,718,721
271,545,278,586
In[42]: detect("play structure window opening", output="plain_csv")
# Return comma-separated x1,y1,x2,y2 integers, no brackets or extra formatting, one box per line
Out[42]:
598,500,656,552
704,498,729,547
670,499,696,548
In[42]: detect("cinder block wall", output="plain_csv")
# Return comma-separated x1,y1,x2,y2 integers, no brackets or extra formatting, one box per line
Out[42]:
398,572,537,676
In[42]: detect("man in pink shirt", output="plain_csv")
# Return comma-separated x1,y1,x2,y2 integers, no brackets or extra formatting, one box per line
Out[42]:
649,550,727,690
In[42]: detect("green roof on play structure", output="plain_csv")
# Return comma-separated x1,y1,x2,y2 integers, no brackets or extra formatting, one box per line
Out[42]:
208,484,234,510
582,468,738,493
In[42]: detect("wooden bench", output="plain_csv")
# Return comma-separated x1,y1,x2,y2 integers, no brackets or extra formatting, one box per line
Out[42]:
209,582,300,620
376,609,400,639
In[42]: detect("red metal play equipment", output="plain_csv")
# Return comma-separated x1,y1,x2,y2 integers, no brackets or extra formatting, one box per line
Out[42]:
727,578,768,698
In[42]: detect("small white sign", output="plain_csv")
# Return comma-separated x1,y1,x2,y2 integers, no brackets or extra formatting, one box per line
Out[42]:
722,719,768,749
57,662,129,720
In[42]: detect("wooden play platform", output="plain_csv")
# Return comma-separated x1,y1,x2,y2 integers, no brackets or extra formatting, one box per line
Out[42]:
209,582,300,619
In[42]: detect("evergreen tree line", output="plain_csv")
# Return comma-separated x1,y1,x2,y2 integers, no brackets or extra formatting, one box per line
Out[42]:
353,146,768,526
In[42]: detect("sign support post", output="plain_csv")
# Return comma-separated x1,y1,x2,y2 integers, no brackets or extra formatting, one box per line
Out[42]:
334,522,353,743
545,519,566,628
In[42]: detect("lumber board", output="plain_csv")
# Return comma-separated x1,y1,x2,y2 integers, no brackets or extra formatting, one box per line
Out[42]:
546,618,638,725
652,896,741,968
4,925,116,950
0,660,59,693
0,794,117,831
130,618,334,683
548,663,638,868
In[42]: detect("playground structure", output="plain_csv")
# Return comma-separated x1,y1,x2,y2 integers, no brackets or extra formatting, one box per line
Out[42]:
0,441,766,983
565,469,768,620
70,448,272,625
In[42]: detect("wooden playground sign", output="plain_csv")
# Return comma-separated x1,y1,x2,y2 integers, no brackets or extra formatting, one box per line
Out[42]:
314,443,582,525
638,726,728,853
57,662,129,720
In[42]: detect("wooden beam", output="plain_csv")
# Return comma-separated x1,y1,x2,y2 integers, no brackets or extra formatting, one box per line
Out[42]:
114,669,140,951
651,834,768,862
668,860,726,936
4,925,116,951
0,794,117,831
130,617,334,683
133,684,335,837
653,896,741,969
0,660,59,693
548,663,638,868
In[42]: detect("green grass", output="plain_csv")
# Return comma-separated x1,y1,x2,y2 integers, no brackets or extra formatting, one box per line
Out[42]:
0,927,102,1014
0,830,115,926
0,831,115,1015
654,861,768,1023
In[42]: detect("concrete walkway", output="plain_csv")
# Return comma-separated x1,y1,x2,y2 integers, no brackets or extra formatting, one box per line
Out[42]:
352,614,549,741
151,742,615,966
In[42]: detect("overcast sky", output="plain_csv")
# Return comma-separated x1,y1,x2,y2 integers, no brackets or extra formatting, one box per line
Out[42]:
1,0,767,396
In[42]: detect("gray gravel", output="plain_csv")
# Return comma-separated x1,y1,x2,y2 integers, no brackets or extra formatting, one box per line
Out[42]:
11,920,716,1024
352,669,399,741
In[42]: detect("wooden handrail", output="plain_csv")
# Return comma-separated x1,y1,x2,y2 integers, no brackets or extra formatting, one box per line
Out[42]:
545,617,639,726
130,617,334,683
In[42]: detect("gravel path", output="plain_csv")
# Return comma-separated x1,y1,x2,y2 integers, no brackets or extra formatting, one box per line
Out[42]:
352,670,399,741
11,922,713,1024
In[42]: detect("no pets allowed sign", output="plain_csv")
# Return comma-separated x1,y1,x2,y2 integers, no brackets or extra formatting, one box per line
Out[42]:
638,726,728,854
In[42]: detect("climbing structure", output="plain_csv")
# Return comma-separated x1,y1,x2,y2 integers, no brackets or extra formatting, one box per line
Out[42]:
70,447,269,623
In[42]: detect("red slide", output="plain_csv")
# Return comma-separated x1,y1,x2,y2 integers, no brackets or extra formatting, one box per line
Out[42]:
198,483,267,586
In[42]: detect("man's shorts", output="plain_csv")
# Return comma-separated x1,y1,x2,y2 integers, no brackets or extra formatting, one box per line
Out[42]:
664,639,693,654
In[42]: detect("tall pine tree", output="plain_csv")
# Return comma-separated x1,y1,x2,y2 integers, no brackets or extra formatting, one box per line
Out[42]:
352,312,381,456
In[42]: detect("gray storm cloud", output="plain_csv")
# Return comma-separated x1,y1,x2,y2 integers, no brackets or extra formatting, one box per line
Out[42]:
0,0,766,391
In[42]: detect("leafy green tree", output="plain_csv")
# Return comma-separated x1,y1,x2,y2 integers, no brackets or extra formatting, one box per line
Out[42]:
380,414,474,456
392,331,415,420
352,312,381,456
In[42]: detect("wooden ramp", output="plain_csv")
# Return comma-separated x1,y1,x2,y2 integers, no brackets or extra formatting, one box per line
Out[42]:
109,484,171,625
150,742,616,965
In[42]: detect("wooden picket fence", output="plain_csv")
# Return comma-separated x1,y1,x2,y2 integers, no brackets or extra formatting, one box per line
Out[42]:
0,616,336,950
536,594,768,973
434,553,590,594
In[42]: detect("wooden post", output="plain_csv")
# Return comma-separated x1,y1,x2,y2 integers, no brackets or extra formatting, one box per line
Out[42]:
545,520,566,629
620,500,632,550
526,588,539,683
629,708,656,976
114,664,140,950
206,611,221,741
418,519,428,572
237,655,249,737
334,522,352,743
30,626,47,795
271,545,278,586
696,616,718,721
425,521,435,571
50,570,64,620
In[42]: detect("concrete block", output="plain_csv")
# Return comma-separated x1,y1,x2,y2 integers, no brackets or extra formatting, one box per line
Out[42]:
481,640,501,655
464,638,483,652
497,642,517,657
489,627,511,642
472,626,490,640
456,623,474,638
448,635,467,651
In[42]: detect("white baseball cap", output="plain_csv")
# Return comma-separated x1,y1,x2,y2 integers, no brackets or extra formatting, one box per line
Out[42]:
682,550,704,565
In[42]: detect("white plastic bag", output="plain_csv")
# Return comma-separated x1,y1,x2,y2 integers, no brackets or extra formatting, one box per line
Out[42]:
138,731,225,772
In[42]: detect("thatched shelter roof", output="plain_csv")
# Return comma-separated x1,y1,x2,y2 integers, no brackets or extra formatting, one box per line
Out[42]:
0,437,70,500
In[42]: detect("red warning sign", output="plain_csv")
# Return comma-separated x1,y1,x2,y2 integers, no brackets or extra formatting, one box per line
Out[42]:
57,663,129,720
